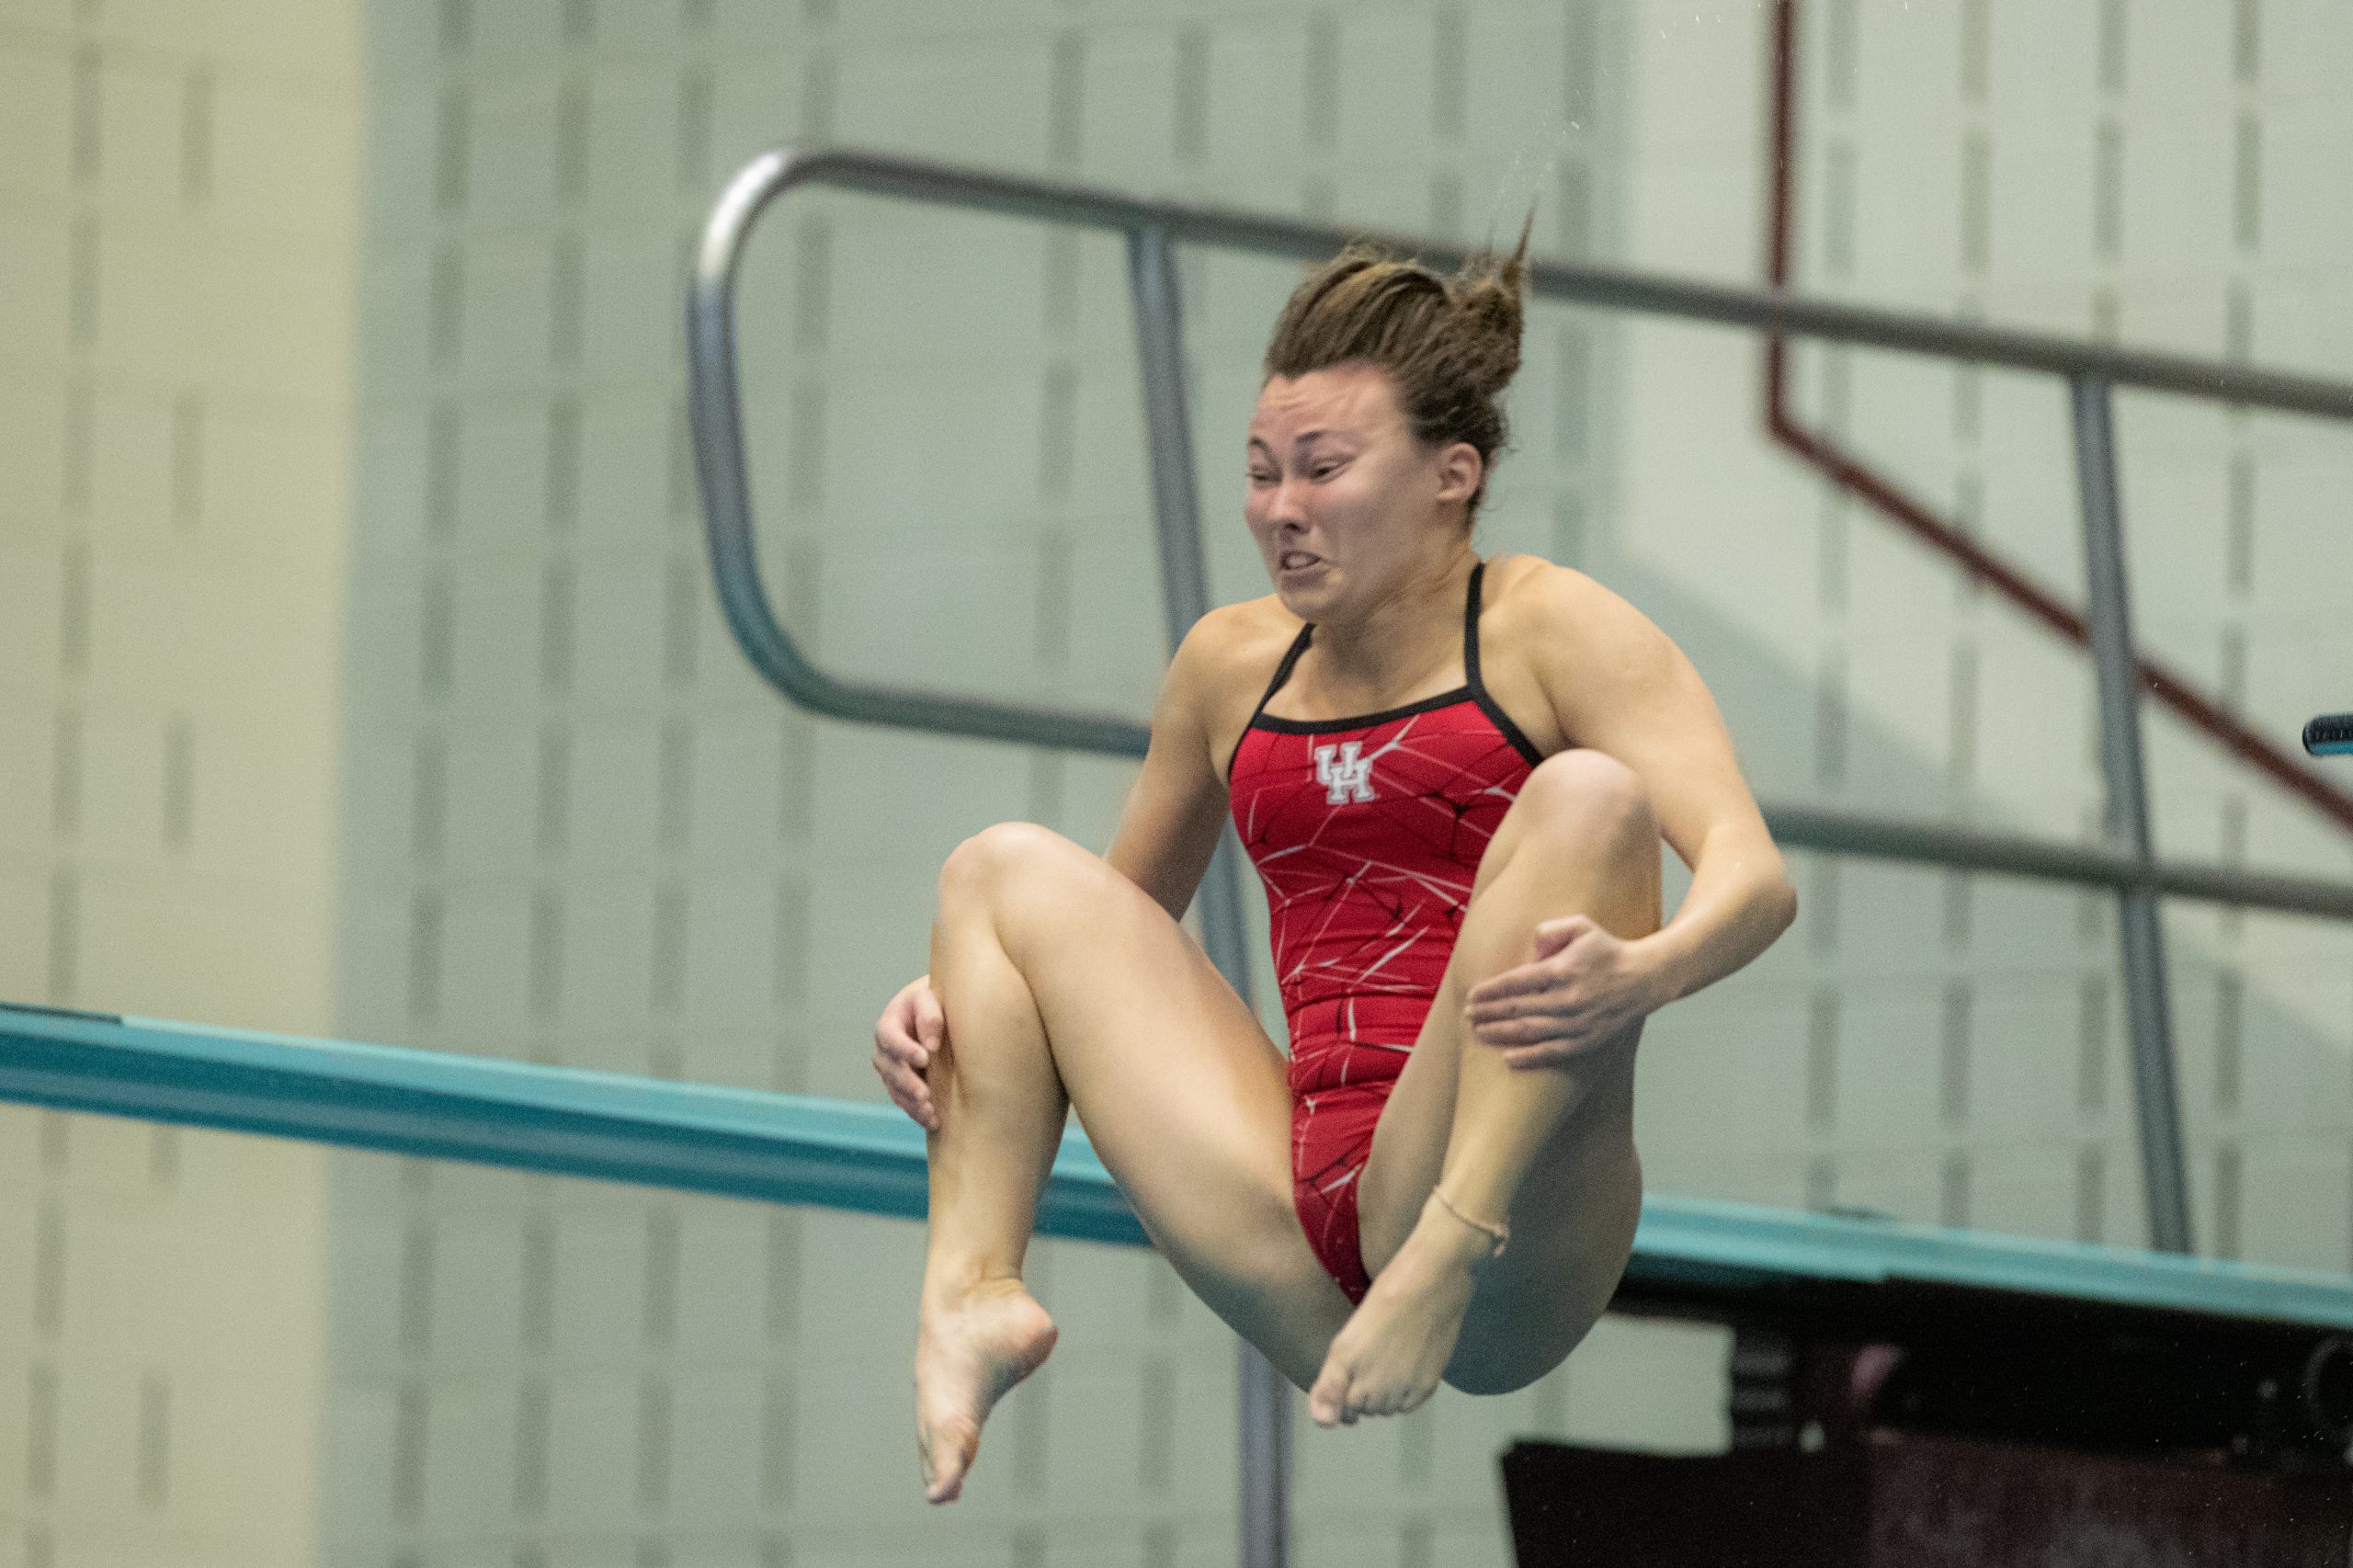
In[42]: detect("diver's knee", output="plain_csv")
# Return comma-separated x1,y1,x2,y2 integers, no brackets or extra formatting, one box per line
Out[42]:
1513,750,1655,851
938,822,1079,905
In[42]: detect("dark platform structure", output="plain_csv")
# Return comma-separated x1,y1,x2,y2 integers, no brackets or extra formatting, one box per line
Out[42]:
1504,1434,2350,1567
1502,1280,2353,1566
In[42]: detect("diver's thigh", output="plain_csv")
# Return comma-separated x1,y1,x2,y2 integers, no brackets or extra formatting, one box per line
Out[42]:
961,824,1352,1379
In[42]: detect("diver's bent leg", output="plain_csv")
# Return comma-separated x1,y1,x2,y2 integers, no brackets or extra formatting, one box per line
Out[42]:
915,822,1347,1496
922,842,1072,1299
1316,752,1662,1422
914,841,1070,1503
1416,752,1658,1267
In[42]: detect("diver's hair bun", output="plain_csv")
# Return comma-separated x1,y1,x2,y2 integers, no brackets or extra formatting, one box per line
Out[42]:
1262,210,1533,514
1450,212,1531,398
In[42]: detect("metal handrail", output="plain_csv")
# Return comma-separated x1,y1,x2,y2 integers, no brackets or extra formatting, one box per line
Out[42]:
1763,807,2353,920
699,149,2353,417
684,142,2353,1568
687,145,2353,922
682,142,2353,752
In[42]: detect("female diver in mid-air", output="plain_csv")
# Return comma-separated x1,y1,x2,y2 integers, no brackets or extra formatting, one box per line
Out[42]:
871,231,1798,1503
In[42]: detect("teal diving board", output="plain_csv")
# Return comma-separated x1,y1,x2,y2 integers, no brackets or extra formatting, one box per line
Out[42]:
5,1000,2350,1341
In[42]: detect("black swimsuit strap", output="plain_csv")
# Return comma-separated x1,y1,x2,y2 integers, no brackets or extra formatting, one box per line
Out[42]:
1246,621,1314,725
1461,559,1546,768
1225,620,1315,783
1461,559,1488,690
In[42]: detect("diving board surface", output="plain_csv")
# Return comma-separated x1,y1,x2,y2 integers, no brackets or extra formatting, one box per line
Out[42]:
5,1000,2349,1342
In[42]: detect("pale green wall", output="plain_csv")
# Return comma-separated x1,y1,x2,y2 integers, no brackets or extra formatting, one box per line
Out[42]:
0,0,364,1563
5,0,2352,1565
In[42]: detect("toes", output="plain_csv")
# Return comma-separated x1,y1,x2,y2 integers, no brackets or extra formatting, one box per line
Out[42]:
1308,1363,1352,1428
920,1419,976,1503
917,1436,949,1502
1348,1379,1423,1421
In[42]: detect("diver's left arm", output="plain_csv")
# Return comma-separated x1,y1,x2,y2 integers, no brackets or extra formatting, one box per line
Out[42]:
1530,571,1797,1007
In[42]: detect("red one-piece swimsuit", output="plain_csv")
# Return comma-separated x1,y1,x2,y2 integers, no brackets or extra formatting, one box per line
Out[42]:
1224,560,1544,1303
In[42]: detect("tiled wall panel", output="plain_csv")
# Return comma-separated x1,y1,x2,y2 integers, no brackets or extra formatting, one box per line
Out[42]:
10,0,2349,1563
0,5,359,1562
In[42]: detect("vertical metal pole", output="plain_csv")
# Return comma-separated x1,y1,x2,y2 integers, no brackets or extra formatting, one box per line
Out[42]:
1127,222,1290,1568
2069,375,2192,1256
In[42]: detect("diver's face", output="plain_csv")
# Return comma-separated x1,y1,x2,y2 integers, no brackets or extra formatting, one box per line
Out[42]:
1245,362,1475,617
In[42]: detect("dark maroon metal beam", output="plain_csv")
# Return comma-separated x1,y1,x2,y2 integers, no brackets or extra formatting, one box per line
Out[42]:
1761,0,2353,838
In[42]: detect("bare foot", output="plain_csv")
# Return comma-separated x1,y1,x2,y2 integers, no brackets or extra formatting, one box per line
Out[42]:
1307,1197,1498,1426
914,1278,1058,1503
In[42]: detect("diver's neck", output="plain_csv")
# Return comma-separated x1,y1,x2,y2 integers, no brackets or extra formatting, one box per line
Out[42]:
1306,550,1479,697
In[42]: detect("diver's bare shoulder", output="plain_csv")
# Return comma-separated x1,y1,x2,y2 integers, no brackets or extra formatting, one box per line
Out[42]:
1187,596,1310,778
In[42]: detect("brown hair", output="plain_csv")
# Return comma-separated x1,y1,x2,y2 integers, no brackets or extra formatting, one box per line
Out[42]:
1261,216,1532,517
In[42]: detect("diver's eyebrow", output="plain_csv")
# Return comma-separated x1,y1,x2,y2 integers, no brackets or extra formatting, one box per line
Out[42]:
1246,426,1352,455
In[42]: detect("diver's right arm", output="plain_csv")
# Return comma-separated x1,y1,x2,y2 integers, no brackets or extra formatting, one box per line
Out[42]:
1097,608,1236,923
871,610,1238,1129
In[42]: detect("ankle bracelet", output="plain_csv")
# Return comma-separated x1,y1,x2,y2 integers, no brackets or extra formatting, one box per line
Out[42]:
1428,1189,1509,1257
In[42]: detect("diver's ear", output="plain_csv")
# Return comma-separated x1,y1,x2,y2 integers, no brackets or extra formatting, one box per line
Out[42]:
1433,440,1484,506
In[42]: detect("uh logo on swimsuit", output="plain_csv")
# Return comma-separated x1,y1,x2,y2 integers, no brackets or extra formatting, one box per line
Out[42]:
1313,742,1377,804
